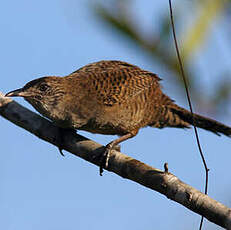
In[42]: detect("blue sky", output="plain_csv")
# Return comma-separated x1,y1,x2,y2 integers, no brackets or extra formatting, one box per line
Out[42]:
0,1,230,230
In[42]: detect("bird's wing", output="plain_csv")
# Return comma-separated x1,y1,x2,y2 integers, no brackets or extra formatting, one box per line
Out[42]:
71,60,161,106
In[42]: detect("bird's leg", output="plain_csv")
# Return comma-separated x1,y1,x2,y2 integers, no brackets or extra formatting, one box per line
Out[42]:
100,130,138,176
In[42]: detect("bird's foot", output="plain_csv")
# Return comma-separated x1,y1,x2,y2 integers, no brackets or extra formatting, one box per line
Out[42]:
99,144,120,176
99,146,110,176
58,146,65,157
55,127,66,157
56,127,76,157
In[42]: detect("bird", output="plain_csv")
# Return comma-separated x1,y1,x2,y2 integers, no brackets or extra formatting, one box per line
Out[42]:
5,60,231,175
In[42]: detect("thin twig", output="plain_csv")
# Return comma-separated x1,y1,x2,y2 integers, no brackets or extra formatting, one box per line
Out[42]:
168,1,209,229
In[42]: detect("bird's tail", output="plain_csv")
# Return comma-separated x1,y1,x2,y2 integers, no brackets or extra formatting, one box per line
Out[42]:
169,105,231,137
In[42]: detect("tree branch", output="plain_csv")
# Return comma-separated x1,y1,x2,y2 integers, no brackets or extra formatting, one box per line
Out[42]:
0,92,231,229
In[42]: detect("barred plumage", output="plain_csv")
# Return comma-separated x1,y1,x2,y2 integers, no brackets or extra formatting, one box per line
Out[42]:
5,60,231,174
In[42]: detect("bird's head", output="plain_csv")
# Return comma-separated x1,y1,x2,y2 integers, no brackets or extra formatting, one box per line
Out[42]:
5,77,65,118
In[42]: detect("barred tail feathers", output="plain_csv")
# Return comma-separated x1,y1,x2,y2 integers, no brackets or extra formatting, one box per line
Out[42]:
169,106,231,137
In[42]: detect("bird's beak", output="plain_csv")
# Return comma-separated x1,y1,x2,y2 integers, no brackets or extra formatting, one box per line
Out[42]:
5,88,25,97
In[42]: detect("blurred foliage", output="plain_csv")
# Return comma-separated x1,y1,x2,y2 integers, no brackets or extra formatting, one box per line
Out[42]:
182,0,225,59
90,0,231,115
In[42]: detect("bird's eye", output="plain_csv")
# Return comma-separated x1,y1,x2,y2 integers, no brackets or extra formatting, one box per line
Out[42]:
39,84,49,92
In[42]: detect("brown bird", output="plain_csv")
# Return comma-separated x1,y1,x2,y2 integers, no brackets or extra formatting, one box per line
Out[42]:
5,60,231,175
